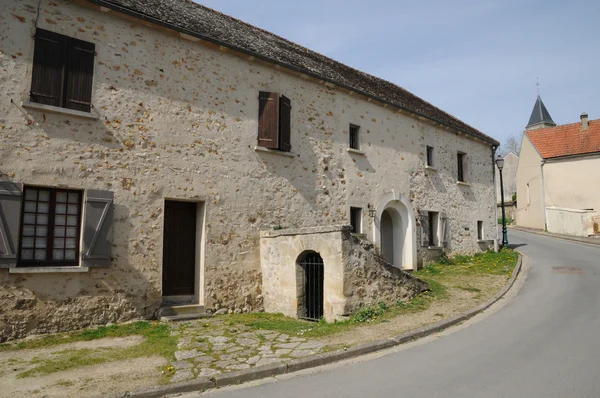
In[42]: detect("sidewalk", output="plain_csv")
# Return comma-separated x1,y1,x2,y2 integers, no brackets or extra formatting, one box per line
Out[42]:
509,226,600,246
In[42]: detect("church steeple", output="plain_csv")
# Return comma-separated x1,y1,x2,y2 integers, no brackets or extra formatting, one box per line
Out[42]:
526,94,556,130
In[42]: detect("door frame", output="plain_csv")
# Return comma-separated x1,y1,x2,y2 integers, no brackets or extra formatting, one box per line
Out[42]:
161,198,206,306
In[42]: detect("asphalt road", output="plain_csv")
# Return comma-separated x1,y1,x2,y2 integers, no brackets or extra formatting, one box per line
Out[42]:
189,230,600,398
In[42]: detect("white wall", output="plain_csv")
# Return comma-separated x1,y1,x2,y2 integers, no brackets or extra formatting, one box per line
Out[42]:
546,207,597,237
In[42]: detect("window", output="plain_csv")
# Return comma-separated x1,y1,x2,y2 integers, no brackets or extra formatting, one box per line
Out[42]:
477,221,484,240
457,152,466,182
19,187,82,266
258,91,291,152
428,211,439,246
350,207,362,233
426,146,434,167
30,28,95,112
349,124,360,150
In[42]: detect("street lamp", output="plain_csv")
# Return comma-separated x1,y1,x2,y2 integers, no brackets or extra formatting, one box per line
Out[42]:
496,155,509,247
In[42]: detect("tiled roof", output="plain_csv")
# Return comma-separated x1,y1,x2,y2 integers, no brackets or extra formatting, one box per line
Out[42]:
527,118,600,159
88,0,499,146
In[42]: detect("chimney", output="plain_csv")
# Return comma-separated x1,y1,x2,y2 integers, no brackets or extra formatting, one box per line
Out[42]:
581,112,589,131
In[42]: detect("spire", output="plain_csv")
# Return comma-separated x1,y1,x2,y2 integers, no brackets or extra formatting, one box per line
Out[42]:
526,94,556,130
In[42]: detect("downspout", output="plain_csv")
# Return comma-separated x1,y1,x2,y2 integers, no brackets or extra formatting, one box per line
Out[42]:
540,159,547,231
492,145,499,251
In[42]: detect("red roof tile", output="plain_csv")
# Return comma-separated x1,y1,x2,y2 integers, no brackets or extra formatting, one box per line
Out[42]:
527,118,600,159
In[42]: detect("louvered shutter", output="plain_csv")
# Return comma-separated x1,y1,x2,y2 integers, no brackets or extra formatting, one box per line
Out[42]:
418,210,429,247
0,182,23,268
258,91,279,149
30,29,65,107
440,212,449,247
81,190,113,267
65,37,95,112
279,95,291,152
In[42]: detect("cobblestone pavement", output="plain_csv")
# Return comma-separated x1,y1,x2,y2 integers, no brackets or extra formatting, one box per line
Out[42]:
168,318,326,383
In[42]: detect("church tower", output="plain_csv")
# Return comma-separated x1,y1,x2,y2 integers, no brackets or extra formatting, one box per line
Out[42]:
526,95,556,130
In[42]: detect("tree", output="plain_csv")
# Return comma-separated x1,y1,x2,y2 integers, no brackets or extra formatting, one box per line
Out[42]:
499,133,522,157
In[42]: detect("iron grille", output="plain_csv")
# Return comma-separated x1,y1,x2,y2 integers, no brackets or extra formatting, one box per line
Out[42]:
349,124,360,150
298,253,324,321
457,153,465,182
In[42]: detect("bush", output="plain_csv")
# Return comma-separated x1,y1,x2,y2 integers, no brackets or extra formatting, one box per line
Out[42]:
498,217,514,225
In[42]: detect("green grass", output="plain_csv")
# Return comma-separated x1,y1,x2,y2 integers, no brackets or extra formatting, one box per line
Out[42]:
0,321,177,379
224,249,516,339
0,321,163,352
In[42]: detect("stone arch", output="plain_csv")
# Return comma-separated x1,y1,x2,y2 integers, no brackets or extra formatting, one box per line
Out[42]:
373,191,417,270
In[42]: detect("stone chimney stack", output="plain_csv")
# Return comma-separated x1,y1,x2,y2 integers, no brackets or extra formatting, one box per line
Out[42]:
581,112,589,131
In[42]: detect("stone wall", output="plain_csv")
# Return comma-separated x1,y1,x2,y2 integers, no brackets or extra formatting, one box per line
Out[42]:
260,226,429,321
1,0,496,339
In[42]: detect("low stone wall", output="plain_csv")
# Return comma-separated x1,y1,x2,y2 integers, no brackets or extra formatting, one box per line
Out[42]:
341,231,429,314
260,225,429,321
0,286,149,342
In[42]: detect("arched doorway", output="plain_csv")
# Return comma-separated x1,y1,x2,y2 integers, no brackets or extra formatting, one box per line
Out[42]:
296,251,324,321
373,192,417,270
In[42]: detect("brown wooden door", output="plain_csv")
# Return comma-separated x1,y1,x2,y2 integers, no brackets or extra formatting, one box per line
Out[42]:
162,200,197,296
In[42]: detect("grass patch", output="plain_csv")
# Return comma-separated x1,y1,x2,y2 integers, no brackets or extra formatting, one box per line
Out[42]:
0,321,165,352
13,322,177,378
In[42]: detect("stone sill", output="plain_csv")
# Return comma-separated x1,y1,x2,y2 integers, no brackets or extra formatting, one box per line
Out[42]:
9,266,90,274
457,181,471,187
254,146,295,158
22,101,99,120
425,166,437,171
427,246,444,250
346,148,366,156
261,224,351,238
477,239,494,243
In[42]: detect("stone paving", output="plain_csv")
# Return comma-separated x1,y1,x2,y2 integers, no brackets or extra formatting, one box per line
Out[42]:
167,318,326,383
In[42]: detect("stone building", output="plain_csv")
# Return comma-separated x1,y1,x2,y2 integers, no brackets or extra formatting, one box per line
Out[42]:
516,95,600,236
0,0,499,340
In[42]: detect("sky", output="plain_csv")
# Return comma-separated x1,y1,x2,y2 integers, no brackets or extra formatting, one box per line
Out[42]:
196,0,600,148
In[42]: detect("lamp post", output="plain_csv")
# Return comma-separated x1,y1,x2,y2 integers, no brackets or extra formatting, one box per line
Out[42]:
496,155,509,247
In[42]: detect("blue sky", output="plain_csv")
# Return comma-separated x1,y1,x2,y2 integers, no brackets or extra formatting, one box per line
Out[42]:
197,0,600,147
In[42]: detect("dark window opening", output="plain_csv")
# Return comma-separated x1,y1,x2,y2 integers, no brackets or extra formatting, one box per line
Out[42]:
349,124,360,150
426,146,434,167
19,186,83,266
457,153,465,182
258,91,291,152
427,211,439,247
350,207,362,233
477,221,484,240
30,28,95,112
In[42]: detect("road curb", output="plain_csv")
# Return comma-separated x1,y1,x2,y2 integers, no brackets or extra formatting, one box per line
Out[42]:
510,226,600,246
120,254,523,398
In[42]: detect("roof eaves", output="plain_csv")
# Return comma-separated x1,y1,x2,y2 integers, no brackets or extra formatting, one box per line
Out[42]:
86,0,499,146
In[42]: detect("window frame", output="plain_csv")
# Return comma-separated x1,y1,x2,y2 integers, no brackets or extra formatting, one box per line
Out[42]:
18,186,83,267
427,211,440,247
426,145,434,167
30,28,95,113
349,124,360,150
457,152,466,182
350,207,362,234
477,220,484,240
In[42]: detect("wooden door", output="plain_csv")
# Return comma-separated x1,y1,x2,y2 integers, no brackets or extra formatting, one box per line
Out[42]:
162,200,197,296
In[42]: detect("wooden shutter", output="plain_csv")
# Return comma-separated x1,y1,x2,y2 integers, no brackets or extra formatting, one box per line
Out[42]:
81,190,113,267
258,91,279,149
0,182,23,268
279,95,292,152
30,29,65,107
65,37,95,112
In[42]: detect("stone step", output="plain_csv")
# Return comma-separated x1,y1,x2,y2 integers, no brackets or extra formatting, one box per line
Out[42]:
157,304,212,321
159,313,212,322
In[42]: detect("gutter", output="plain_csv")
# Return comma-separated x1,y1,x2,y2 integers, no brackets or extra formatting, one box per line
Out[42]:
540,160,548,231
85,0,499,147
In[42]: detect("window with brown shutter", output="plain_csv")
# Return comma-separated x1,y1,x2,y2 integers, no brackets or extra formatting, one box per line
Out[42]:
30,28,95,113
257,92,292,152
